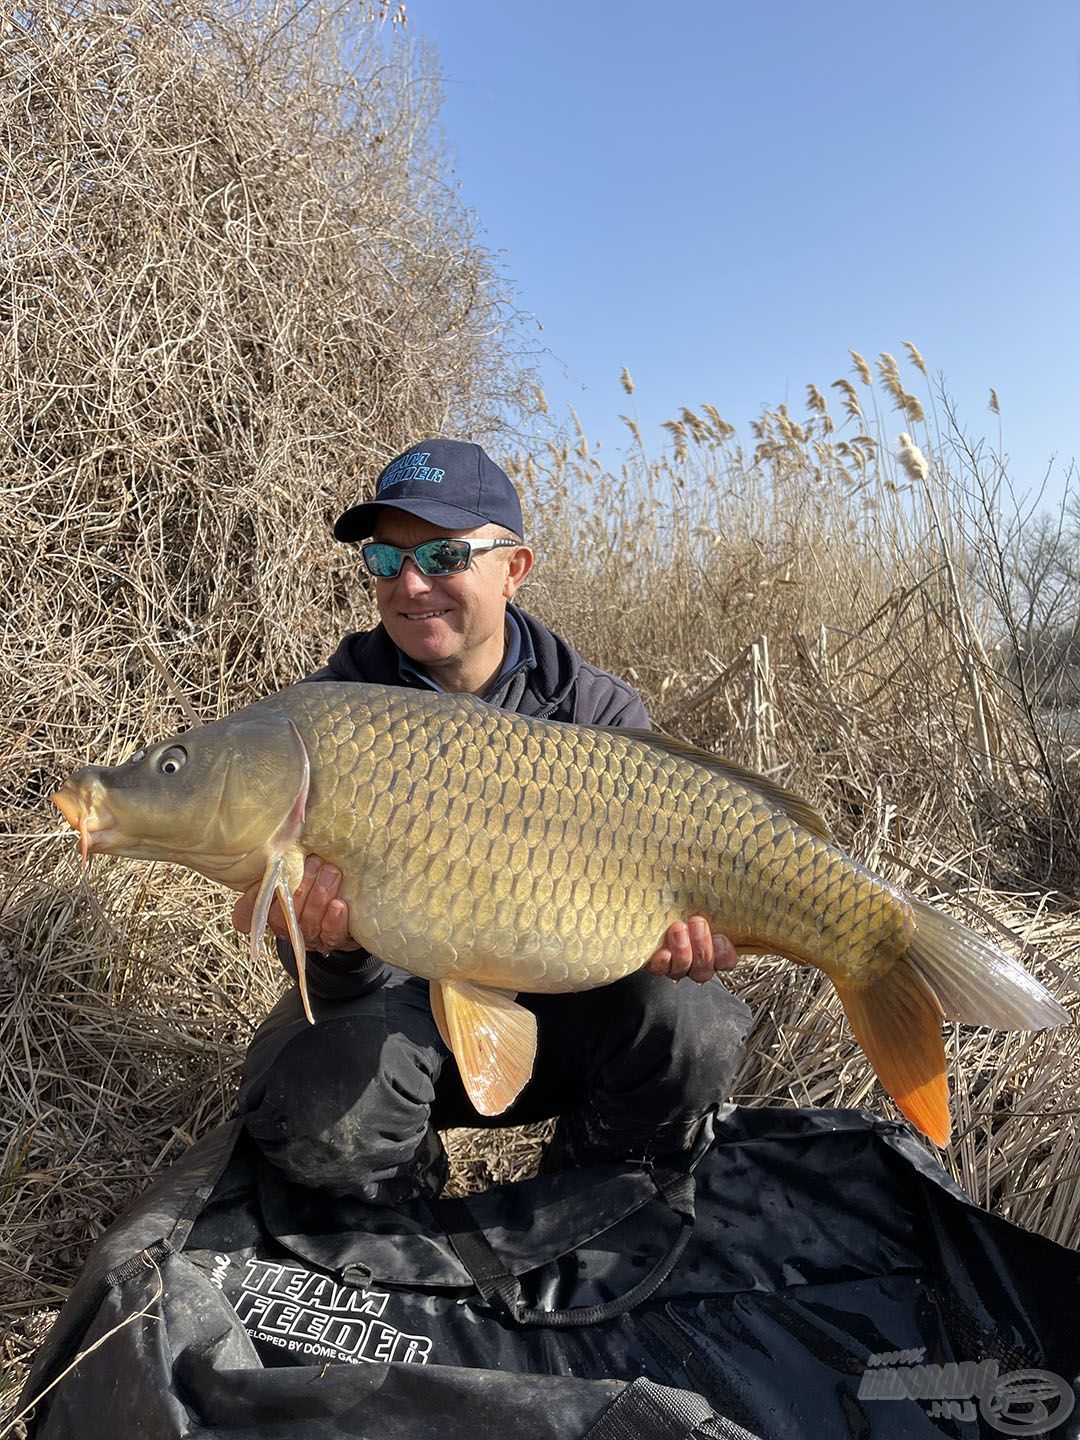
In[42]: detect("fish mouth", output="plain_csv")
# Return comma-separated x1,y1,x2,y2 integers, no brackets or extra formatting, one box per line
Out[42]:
52,778,120,869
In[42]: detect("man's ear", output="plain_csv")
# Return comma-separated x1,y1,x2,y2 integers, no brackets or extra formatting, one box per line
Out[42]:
503,545,534,598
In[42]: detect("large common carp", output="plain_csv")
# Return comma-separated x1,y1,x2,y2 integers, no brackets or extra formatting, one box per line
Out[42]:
53,681,1070,1145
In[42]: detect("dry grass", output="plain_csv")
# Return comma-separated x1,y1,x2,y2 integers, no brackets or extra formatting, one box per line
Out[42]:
1,0,1078,1421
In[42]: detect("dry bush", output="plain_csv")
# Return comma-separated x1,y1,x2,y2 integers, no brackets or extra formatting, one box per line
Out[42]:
0,0,531,1410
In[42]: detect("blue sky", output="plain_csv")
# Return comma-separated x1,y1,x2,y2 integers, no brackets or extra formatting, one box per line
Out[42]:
400,2,1079,510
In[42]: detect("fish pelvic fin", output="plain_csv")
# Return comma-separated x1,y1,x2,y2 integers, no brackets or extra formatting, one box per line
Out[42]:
834,964,951,1146
434,980,538,1117
905,898,1071,1031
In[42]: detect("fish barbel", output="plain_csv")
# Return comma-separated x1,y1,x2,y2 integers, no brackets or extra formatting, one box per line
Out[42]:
52,681,1070,1143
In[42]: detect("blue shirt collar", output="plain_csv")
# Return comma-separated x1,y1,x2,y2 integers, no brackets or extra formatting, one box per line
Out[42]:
395,604,537,695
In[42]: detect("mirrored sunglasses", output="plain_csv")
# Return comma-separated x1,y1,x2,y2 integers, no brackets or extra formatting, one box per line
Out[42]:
360,536,518,579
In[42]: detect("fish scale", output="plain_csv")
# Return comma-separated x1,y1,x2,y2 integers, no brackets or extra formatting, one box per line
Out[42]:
53,679,1071,1140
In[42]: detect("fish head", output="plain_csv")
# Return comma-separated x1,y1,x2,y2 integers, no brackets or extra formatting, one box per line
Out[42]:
52,710,309,885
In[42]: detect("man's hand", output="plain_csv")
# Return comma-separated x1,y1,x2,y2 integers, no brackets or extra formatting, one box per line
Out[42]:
647,916,738,984
232,856,363,954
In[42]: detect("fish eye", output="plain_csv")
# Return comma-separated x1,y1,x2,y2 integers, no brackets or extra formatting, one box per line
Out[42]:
157,745,187,775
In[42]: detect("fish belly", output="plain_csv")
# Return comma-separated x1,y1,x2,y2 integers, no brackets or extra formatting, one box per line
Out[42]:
330,826,680,992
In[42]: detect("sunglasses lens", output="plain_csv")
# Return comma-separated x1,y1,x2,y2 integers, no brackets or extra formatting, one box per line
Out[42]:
362,543,402,578
362,539,473,577
415,539,471,575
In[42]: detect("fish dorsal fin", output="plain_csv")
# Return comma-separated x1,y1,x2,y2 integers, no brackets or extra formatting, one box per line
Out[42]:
603,726,833,841
434,979,538,1117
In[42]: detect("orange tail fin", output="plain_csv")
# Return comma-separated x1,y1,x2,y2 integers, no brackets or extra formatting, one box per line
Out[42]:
834,963,950,1146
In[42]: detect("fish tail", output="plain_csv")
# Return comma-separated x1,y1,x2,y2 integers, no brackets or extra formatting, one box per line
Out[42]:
904,898,1072,1031
833,902,1071,1147
833,963,951,1146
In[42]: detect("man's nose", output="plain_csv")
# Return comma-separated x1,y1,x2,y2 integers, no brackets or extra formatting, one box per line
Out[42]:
397,556,434,591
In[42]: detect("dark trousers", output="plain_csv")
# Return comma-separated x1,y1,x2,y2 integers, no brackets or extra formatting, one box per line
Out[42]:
238,969,753,1204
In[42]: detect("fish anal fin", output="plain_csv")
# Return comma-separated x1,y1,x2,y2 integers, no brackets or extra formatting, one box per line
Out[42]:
436,980,538,1117
602,726,832,840
835,963,951,1146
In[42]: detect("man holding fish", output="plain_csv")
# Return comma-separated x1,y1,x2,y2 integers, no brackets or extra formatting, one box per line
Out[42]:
230,440,753,1202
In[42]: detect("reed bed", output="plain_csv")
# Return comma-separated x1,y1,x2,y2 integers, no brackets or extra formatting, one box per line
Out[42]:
2,0,1078,1419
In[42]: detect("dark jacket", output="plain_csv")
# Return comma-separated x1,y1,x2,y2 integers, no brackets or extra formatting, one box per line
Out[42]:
279,604,650,1000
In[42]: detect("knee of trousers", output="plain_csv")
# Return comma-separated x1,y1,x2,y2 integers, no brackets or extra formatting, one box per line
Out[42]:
238,999,446,1195
609,970,754,1107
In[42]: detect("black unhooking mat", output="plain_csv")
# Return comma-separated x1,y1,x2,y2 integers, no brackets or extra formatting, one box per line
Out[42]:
18,1106,1080,1440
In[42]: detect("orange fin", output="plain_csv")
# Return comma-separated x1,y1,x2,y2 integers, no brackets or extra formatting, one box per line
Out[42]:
434,980,538,1117
835,963,951,1146
429,980,452,1051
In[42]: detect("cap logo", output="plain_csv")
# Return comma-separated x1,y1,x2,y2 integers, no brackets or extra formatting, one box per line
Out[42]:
377,451,446,492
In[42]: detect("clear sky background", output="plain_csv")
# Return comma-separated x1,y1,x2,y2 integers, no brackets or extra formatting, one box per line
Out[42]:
398,1,1079,513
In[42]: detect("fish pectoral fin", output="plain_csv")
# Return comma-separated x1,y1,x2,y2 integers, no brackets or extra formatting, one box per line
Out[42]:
435,980,538,1118
249,851,314,1025
274,864,314,1025
834,963,950,1147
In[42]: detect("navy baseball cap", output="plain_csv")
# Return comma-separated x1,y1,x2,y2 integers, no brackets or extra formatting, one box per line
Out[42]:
334,439,524,542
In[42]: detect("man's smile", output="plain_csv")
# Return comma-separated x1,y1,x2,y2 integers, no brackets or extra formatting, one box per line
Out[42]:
401,608,451,622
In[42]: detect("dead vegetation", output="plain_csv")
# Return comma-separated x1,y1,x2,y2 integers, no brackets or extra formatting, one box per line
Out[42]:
1,0,1078,1421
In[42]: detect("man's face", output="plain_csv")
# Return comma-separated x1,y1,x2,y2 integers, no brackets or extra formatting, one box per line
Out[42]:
370,511,531,676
